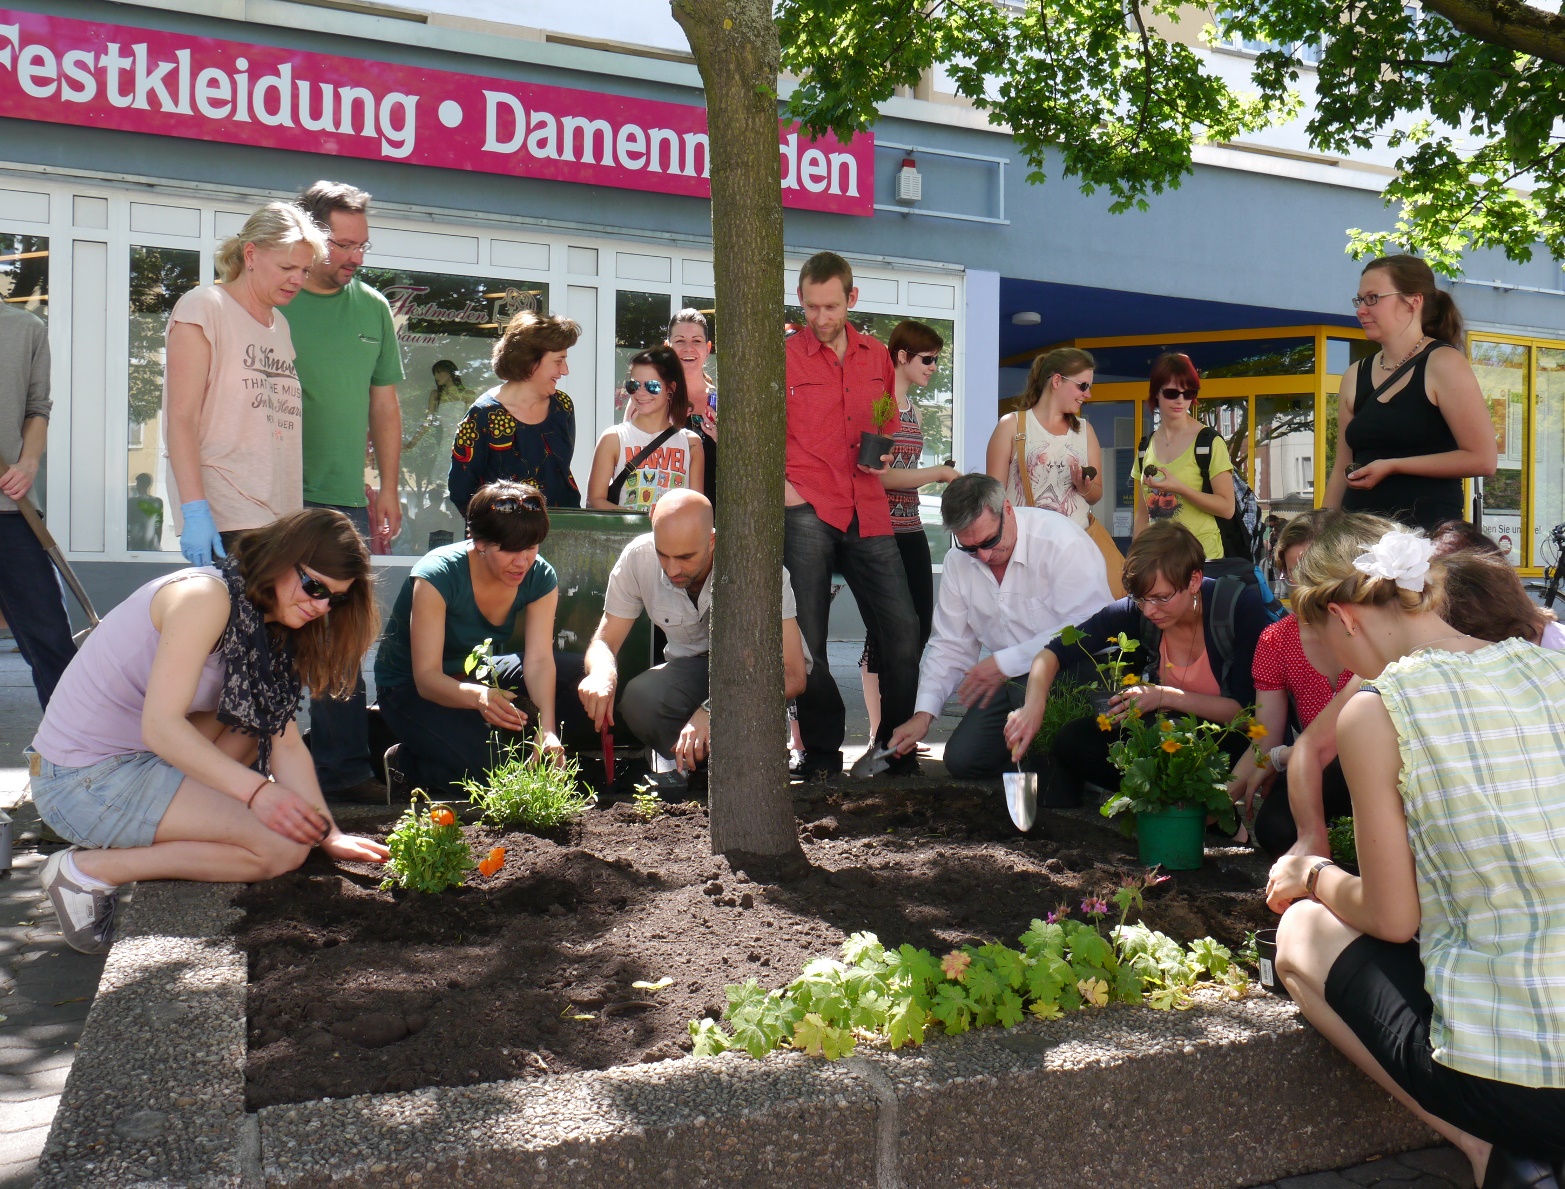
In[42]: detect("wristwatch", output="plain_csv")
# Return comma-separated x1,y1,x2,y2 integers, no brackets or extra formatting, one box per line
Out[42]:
1306,858,1337,899
700,698,712,716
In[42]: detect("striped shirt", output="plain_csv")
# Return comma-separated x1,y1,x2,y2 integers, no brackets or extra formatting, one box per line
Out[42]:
1365,637,1565,1088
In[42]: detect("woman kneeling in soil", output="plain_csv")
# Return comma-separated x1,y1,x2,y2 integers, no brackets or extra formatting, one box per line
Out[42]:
30,509,387,954
376,481,584,794
1268,516,1565,1185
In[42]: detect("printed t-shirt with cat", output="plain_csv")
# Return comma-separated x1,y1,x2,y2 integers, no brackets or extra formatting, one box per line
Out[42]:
1131,432,1232,560
162,284,304,532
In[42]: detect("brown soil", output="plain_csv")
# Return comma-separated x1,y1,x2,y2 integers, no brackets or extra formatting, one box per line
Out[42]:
235,787,1273,1110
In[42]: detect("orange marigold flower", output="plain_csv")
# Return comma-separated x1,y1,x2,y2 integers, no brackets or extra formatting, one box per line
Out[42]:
1096,713,1114,732
1159,720,1175,732
1160,739,1182,754
429,806,456,827
1121,674,1139,686
1246,721,1269,740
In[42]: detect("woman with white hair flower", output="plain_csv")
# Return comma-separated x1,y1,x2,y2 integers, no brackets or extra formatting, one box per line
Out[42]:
1267,514,1565,1186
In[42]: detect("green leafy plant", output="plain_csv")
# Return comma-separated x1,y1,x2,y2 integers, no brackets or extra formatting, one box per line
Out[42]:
380,794,475,894
462,741,592,831
687,870,1247,1062
1100,710,1266,836
1055,626,1141,696
463,636,501,689
1328,817,1358,867
632,782,664,821
1029,675,1095,756
871,393,897,432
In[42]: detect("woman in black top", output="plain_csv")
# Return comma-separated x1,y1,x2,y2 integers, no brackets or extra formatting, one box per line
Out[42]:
1324,255,1495,532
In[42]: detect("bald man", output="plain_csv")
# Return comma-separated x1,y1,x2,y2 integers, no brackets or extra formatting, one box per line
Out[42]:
580,490,809,781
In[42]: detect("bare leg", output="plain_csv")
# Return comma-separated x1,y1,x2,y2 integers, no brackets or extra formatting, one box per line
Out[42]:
861,665,881,742
1276,901,1491,1183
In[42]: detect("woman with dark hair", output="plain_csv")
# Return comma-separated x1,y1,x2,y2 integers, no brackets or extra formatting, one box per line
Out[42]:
29,509,386,953
448,311,582,514
1269,515,1565,1185
586,346,704,511
1437,547,1565,651
1325,255,1496,532
1131,353,1235,560
986,346,1103,529
667,309,718,503
377,482,584,794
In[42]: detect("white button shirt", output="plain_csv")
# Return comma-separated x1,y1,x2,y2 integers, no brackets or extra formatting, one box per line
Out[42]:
914,506,1112,717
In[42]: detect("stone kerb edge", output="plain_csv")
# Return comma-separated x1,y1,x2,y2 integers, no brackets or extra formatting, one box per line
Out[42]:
36,879,1438,1189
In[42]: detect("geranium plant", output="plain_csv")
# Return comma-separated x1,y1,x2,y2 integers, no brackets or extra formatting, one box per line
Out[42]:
1054,625,1142,696
1099,709,1266,836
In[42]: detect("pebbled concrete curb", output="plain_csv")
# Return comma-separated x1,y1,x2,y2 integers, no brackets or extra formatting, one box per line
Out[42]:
38,880,1435,1188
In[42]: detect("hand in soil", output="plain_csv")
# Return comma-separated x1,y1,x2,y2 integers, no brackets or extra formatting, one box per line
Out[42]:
322,831,390,865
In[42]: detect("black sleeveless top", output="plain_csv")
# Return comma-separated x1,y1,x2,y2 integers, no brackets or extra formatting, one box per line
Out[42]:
1341,342,1463,531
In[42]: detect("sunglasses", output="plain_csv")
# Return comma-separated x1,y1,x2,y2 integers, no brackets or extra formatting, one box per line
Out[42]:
952,525,1004,554
295,564,352,609
914,352,940,366
1065,379,1091,394
1158,387,1195,401
623,379,663,395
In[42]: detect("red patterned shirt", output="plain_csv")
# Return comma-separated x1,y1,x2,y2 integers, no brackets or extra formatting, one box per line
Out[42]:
1252,614,1352,728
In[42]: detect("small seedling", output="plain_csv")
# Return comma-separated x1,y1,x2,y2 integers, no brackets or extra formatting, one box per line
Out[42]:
871,393,897,431
632,782,663,821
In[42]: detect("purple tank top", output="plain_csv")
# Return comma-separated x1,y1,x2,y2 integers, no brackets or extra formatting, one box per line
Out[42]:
32,568,227,768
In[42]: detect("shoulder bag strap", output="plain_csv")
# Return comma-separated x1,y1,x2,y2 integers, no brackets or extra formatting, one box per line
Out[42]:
1194,425,1217,494
607,425,680,506
1011,412,1036,507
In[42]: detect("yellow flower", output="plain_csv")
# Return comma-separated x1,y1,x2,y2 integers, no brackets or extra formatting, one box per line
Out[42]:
1121,674,1139,687
1096,714,1113,732
1129,706,1144,719
1159,720,1174,732
1247,720,1269,740
1161,739,1182,754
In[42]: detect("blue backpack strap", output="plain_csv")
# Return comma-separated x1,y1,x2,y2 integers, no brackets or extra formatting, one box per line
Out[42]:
1209,575,1244,696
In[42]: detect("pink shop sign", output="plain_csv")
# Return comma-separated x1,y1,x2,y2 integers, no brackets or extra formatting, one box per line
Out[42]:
0,10,874,216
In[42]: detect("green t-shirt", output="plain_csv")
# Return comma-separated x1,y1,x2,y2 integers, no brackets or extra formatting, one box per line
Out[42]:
281,279,404,507
1131,431,1233,560
374,542,558,690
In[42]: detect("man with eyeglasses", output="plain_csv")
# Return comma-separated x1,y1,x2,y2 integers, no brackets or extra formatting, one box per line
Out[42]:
283,180,405,803
887,473,1111,780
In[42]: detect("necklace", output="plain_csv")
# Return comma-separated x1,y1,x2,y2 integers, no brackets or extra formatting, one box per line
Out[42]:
1165,598,1204,669
1377,335,1427,373
1409,632,1471,656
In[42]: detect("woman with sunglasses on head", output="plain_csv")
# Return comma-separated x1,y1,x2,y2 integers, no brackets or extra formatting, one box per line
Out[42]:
1325,256,1496,533
1267,516,1565,1186
377,482,586,796
1002,520,1271,799
1131,353,1235,561
29,509,386,954
587,346,705,512
666,309,719,504
986,347,1103,530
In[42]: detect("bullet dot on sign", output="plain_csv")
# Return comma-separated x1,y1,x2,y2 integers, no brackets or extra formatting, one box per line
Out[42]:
438,100,463,128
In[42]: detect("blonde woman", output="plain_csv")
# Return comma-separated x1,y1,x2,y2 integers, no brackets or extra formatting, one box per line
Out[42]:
163,202,326,567
985,346,1103,529
1269,516,1565,1184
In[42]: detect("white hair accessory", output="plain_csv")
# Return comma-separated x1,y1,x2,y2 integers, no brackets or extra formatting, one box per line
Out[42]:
1352,529,1433,593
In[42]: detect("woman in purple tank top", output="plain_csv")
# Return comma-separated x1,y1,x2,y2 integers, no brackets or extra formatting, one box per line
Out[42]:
28,509,386,954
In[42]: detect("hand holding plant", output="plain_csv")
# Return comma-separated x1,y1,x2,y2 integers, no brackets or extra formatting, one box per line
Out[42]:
465,638,527,733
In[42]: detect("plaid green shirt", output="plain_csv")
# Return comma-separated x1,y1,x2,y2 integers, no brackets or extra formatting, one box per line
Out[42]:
1366,637,1565,1088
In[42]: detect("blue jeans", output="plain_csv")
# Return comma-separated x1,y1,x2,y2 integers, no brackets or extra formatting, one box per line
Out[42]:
0,512,76,710
304,502,373,791
784,505,920,762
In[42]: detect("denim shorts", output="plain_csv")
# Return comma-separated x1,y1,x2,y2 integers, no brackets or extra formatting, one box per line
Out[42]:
30,750,186,849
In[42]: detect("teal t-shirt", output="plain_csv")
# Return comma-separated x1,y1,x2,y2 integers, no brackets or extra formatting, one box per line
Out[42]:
374,542,558,690
281,279,405,507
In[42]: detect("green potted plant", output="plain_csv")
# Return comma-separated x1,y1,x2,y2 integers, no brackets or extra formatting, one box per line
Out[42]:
1053,625,1142,716
1028,674,1094,806
857,392,899,468
1099,709,1263,870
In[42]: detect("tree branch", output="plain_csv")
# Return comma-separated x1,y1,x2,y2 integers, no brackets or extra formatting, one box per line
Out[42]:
1419,0,1565,67
1128,0,1155,149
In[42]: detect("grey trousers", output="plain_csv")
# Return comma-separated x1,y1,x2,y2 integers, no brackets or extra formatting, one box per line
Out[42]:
942,680,1028,780
620,655,709,760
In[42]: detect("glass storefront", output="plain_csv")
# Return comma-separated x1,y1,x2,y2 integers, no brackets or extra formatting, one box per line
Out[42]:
1470,340,1529,566
1536,348,1565,566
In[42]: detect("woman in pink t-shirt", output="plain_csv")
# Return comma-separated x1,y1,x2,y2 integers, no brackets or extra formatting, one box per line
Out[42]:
163,202,326,567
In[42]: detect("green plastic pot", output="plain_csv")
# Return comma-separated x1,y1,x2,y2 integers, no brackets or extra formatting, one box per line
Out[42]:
1136,804,1206,871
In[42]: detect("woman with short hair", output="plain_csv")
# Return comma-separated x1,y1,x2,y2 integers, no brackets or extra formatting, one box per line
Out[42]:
448,311,582,513
1268,515,1565,1184
1131,352,1236,560
30,509,386,953
163,202,327,566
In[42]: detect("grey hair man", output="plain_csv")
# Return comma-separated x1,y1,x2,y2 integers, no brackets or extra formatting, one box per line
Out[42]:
888,473,1111,778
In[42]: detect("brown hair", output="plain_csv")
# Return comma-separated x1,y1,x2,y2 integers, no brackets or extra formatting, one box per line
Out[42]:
1437,550,1550,646
1427,518,1504,559
1020,347,1095,431
628,346,691,426
1122,521,1206,599
296,180,371,230
1361,254,1464,348
493,311,581,383
232,509,377,699
1272,507,1344,577
1147,353,1201,421
1291,514,1443,625
888,320,944,366
798,251,853,295
667,307,711,342
466,482,549,552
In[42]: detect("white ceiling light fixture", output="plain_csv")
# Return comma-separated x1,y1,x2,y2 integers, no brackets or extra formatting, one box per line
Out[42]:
1011,311,1042,325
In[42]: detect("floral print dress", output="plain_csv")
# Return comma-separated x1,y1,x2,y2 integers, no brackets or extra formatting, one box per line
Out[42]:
447,388,581,515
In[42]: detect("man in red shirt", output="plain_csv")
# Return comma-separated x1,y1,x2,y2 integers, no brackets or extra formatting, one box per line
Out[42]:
785,252,922,778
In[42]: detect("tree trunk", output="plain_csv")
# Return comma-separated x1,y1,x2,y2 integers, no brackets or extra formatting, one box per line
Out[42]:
671,0,803,869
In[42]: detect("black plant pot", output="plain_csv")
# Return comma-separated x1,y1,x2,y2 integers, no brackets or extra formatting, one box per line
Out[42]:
858,431,895,468
1255,928,1291,999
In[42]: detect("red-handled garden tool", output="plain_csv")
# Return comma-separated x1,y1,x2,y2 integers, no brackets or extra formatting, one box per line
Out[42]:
601,725,615,787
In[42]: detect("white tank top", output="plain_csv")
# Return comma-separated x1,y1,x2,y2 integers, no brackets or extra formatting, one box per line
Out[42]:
613,420,694,510
1008,408,1090,528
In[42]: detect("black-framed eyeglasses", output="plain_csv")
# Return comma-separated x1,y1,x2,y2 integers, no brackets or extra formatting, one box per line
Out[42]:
624,379,663,395
327,237,371,256
1351,291,1404,309
1158,387,1195,401
295,564,352,609
1131,590,1183,608
914,352,940,366
952,525,1004,554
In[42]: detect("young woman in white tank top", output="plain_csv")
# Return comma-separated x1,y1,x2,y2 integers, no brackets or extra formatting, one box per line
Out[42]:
586,346,705,511
985,347,1103,529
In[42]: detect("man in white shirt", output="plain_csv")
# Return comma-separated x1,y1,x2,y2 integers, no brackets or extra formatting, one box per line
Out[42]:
579,489,809,783
888,473,1111,781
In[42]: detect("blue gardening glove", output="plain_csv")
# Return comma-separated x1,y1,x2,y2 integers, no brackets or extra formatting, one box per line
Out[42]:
179,500,227,568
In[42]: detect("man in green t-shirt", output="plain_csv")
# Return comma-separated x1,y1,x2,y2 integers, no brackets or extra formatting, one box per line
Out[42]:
284,180,405,803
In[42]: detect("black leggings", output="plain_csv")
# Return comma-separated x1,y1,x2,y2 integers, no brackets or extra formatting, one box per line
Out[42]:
861,528,935,674
1052,713,1251,792
1253,759,1351,856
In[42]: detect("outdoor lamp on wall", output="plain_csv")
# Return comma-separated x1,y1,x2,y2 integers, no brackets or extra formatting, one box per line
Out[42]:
895,156,922,204
1011,311,1042,325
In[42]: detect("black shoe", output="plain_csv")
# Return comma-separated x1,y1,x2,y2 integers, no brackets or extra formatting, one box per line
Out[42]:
383,745,411,803
882,751,921,778
789,753,842,782
325,777,389,806
1484,1147,1561,1189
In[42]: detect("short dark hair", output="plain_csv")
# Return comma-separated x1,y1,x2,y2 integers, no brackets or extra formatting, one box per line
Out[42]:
668,308,711,342
493,311,581,383
296,180,371,230
466,482,549,552
1122,521,1206,598
1147,353,1201,418
798,251,853,295
1428,518,1504,559
941,473,1002,534
887,320,943,365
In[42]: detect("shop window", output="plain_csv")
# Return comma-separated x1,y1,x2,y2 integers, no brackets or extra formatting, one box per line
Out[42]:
358,267,548,556
1253,395,1315,511
127,245,200,551
1470,340,1528,566
614,290,674,418
1534,347,1565,565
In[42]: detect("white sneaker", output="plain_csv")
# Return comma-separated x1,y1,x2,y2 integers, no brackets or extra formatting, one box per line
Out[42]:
39,848,119,955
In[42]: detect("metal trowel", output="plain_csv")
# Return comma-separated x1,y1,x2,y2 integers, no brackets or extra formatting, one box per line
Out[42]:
1003,762,1038,832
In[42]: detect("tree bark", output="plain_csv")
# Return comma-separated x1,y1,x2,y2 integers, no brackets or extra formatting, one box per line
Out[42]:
1418,0,1565,67
671,0,803,868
